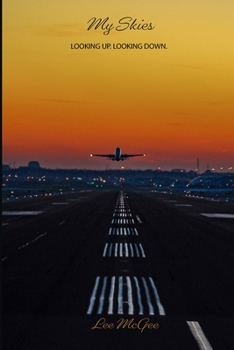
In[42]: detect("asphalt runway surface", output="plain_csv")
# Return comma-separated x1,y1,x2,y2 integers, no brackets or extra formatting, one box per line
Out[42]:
2,190,234,349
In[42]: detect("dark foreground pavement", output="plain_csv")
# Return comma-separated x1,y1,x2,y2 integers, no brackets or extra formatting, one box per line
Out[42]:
2,190,234,349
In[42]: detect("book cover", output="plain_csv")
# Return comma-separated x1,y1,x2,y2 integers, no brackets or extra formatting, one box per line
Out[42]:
3,1,234,349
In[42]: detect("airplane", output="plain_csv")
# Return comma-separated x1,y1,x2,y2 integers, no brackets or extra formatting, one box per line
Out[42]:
90,147,145,161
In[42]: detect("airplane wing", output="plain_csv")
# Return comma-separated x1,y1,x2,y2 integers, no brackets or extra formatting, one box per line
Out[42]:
121,153,145,159
90,153,115,159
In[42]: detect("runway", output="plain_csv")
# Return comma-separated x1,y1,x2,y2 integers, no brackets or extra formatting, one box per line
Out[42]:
2,190,234,349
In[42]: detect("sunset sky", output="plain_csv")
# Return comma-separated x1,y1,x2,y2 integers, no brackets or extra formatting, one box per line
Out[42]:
3,0,234,171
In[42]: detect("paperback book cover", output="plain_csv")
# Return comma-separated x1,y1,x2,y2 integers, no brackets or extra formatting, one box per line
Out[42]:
2,1,234,349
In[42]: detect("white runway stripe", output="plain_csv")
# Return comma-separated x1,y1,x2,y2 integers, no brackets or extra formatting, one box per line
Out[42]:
129,243,134,257
97,276,107,314
149,277,165,315
114,244,118,257
111,219,135,224
87,276,164,316
124,243,129,257
134,277,144,315
142,277,154,315
134,228,139,236
126,276,134,314
139,244,146,258
110,243,113,257
108,227,139,236
120,243,123,257
113,213,132,217
200,213,234,219
114,209,131,212
136,215,142,223
2,211,44,215
87,276,100,314
108,277,116,314
103,243,146,258
187,321,213,350
118,276,124,314
103,243,108,257
134,243,140,257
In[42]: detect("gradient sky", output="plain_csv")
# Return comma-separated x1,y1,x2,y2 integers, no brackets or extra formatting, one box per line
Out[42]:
3,0,234,171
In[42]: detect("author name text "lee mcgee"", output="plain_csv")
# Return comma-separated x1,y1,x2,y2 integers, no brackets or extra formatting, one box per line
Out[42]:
91,318,160,333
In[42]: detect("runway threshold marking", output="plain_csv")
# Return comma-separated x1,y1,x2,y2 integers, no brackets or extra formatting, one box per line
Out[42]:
200,213,234,219
113,213,132,217
108,227,139,236
111,219,135,224
103,243,146,258
87,276,165,316
187,321,213,350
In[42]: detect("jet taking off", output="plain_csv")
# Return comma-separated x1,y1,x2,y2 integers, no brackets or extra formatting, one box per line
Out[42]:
90,147,145,161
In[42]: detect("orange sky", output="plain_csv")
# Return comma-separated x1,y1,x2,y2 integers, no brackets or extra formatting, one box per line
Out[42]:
3,0,234,171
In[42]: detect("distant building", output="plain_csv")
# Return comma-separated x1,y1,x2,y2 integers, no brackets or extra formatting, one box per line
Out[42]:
2,164,10,172
28,161,40,169
171,169,186,173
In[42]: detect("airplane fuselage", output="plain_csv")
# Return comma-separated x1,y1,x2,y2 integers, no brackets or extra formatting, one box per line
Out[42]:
90,147,145,161
115,147,122,161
